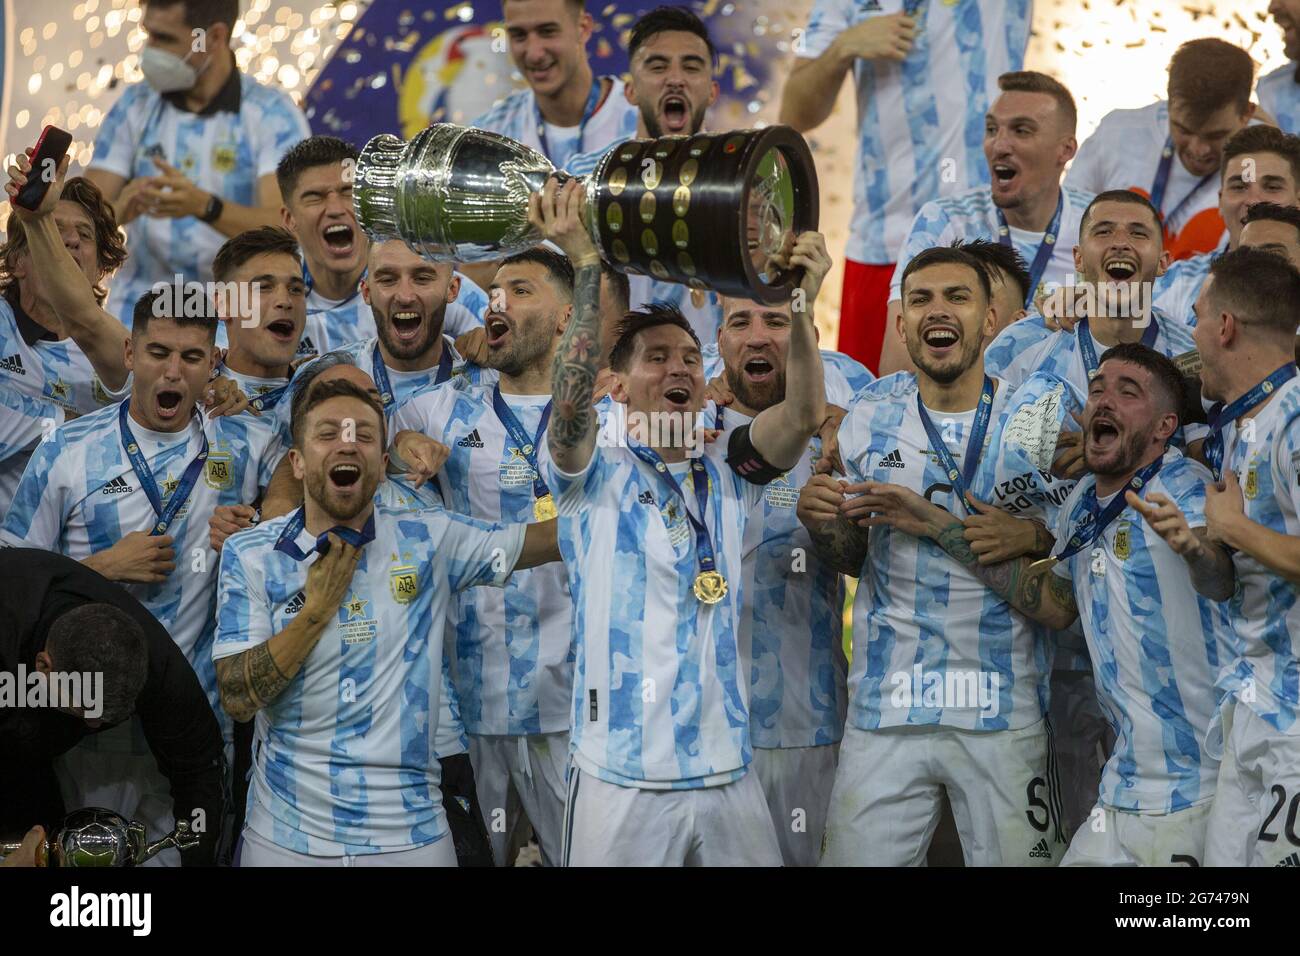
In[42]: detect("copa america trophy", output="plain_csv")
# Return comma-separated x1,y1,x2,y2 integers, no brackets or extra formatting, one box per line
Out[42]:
352,123,819,304
0,808,200,867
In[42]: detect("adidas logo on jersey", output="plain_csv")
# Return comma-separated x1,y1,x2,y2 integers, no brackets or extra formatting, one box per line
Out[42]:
0,353,26,375
101,476,133,495
1278,852,1300,867
457,429,485,448
295,336,317,357
877,449,905,469
1028,839,1053,860
284,592,305,615
638,490,656,506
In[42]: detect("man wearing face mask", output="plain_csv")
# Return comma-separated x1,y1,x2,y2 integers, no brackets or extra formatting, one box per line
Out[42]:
85,0,310,326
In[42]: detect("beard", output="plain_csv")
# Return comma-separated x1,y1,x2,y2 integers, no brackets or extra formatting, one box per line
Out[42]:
724,364,785,412
907,334,982,386
640,99,707,138
1083,426,1148,477
376,301,446,362
487,322,554,378
305,465,380,523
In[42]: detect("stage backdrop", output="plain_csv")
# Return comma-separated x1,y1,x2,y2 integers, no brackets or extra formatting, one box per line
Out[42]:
0,0,1287,340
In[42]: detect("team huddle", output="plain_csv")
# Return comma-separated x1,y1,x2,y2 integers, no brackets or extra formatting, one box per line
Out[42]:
2,0,1300,868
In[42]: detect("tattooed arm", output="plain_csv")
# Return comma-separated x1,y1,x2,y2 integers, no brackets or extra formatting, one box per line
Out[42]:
215,535,362,722
796,474,870,576
532,176,604,475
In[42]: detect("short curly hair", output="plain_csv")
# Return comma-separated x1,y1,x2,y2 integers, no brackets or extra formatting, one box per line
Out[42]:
0,176,128,306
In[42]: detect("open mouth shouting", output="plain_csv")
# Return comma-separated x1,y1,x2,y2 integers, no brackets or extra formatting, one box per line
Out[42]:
991,160,1020,193
322,222,356,259
327,461,363,497
660,94,691,134
743,355,776,384
485,315,511,348
662,384,693,411
1086,414,1121,458
155,388,185,422
265,317,298,343
1102,255,1138,282
920,322,961,358
389,310,424,345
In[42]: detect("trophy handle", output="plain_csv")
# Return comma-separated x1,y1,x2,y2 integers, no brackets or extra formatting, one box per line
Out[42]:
0,836,51,867
134,819,200,866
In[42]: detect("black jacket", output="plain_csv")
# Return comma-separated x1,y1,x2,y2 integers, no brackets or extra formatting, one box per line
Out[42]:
0,549,224,865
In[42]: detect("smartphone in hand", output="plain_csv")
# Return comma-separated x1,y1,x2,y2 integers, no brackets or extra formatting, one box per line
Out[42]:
12,126,73,211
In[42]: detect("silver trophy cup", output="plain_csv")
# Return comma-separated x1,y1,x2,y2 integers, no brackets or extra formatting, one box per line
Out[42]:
0,808,200,867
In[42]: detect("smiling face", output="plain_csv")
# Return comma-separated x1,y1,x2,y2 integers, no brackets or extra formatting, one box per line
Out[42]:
612,322,705,419
125,317,216,431
362,241,459,363
1075,198,1168,290
282,161,364,279
626,29,718,137
220,250,306,371
984,90,1074,214
292,394,386,523
15,200,103,299
899,261,993,385
1169,100,1251,178
1221,151,1300,249
717,297,792,413
1082,358,1176,477
485,260,568,377
503,0,591,99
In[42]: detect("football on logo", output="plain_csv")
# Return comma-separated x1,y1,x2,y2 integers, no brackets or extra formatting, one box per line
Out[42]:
398,24,520,138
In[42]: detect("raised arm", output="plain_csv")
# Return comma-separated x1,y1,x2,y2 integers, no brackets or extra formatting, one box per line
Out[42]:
748,232,827,470
1205,470,1300,586
540,177,604,475
1129,490,1236,601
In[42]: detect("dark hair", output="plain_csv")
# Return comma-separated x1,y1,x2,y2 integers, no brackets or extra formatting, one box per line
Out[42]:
1244,201,1300,237
131,289,219,341
292,376,387,450
1206,245,1300,340
497,247,575,301
289,350,360,411
144,0,240,31
1167,38,1255,122
608,302,700,372
212,226,300,282
276,135,360,202
1096,342,1187,423
629,6,716,65
46,604,148,726
998,70,1077,135
601,261,631,315
899,246,992,305
1080,189,1163,239
959,239,1030,307
1,177,127,307
1221,124,1300,187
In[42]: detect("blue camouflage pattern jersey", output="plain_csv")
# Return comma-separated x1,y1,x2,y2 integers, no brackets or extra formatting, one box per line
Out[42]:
1151,243,1222,328
1258,63,1300,136
392,377,574,737
889,185,1094,303
214,503,524,855
472,76,639,172
90,72,310,324
838,372,1052,731
800,0,1033,264
541,434,766,789
1050,449,1233,812
1,402,284,735
0,297,126,510
715,405,849,749
1212,375,1300,736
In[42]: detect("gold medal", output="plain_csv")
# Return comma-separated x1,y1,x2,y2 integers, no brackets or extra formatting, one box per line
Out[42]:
533,493,558,521
693,569,728,604
1027,556,1058,575
690,288,707,309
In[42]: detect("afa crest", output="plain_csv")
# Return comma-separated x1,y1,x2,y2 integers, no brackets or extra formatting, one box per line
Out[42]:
1113,521,1131,561
205,451,234,491
212,143,238,174
1245,465,1259,500
390,565,419,605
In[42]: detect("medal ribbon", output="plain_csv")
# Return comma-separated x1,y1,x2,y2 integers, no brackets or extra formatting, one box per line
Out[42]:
628,439,720,581
118,400,209,537
1076,314,1160,378
1055,457,1163,561
536,77,603,164
915,376,995,504
1203,363,1298,477
372,340,453,411
491,386,554,507
996,190,1063,308
1150,138,1215,228
273,506,377,561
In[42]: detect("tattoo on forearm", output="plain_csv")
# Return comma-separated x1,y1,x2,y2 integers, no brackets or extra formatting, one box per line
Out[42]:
807,516,869,576
216,643,292,720
550,263,602,451
933,520,1076,623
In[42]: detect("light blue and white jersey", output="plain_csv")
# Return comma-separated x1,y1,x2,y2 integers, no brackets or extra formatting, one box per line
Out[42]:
1151,242,1222,328
542,431,765,789
0,298,125,509
839,372,1051,731
1258,62,1300,135
714,405,848,749
0,387,60,467
92,73,310,324
800,0,1032,265
214,503,524,855
1050,449,1231,812
1,402,280,732
889,185,1093,302
700,345,874,408
472,76,639,172
1213,375,1300,734
391,377,573,737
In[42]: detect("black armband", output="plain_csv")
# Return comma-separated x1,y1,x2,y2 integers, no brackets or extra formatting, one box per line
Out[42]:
725,423,785,485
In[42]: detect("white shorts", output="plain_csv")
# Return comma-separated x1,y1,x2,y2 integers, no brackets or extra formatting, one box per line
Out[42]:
562,766,782,867
753,743,839,867
470,731,569,867
821,719,1065,866
1049,667,1111,839
238,825,456,867
1205,698,1300,867
1062,801,1212,866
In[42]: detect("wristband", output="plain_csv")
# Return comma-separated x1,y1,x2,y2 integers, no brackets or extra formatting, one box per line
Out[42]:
199,193,224,224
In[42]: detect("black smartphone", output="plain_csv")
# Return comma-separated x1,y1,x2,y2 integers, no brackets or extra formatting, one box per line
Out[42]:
13,125,73,211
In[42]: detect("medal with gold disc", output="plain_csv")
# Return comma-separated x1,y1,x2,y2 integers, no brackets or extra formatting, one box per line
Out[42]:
490,386,558,522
